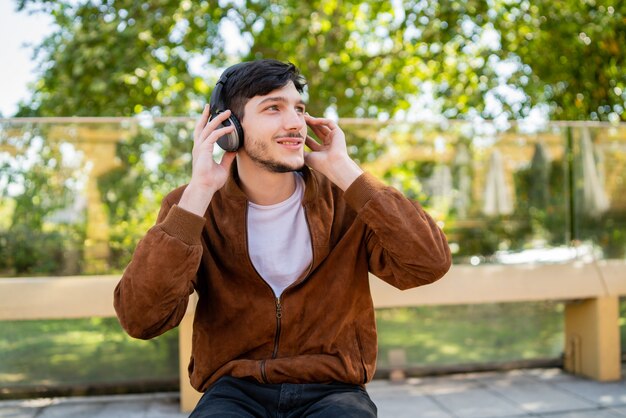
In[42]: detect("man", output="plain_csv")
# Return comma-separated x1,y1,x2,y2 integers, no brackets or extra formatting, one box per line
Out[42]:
114,59,451,417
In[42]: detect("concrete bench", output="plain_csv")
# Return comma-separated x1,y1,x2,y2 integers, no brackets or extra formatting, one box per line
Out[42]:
1,260,624,412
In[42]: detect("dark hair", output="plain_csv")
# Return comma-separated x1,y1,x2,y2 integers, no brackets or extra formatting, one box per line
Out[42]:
222,59,306,121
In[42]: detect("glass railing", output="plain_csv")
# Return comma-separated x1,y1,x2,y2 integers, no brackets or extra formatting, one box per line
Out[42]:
1,117,625,394
1,117,625,277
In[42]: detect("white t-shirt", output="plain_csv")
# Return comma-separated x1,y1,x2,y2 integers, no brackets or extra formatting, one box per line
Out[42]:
247,173,312,297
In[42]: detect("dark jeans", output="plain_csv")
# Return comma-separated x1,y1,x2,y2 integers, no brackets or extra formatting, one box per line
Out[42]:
188,376,378,418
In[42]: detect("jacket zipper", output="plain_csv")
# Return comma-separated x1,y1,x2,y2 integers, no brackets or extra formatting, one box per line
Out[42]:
243,204,286,384
272,297,282,357
261,297,282,383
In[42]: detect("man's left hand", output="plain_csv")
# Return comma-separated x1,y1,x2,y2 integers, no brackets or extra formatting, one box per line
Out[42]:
304,114,363,191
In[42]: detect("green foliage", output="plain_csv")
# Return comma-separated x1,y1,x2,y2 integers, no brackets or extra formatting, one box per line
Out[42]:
0,125,87,276
0,225,83,275
13,0,626,121
495,1,626,121
376,302,564,366
0,317,179,388
0,297,623,394
238,0,498,118
512,158,569,245
579,209,626,259
622,297,626,351
97,122,194,271
16,0,216,117
1,130,75,230
1,301,588,391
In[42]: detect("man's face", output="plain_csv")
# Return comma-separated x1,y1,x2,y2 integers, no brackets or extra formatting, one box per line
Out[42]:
240,81,307,173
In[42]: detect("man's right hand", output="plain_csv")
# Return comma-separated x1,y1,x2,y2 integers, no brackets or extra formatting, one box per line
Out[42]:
178,105,237,216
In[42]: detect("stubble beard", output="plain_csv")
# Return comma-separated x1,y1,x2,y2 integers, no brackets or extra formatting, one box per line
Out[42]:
246,137,305,173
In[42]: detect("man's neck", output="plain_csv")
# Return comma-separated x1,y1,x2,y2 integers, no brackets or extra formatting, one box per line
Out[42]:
236,156,297,206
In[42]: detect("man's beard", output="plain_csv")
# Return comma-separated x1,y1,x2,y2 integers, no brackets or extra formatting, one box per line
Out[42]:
246,135,304,173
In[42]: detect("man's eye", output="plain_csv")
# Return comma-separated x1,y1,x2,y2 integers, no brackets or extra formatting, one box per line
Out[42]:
266,105,279,111
296,107,305,113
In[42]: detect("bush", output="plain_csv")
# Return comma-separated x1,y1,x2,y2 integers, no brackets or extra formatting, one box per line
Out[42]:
0,225,83,277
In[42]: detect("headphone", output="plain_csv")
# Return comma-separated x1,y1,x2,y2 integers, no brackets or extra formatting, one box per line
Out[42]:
209,63,246,152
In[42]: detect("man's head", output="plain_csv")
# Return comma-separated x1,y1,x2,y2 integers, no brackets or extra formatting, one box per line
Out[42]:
211,59,309,173
209,60,306,152
223,59,306,122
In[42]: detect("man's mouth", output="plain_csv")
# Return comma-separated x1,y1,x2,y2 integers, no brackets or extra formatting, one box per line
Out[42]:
275,135,304,146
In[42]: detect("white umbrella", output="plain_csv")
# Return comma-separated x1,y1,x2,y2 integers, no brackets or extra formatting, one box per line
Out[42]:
529,142,551,210
452,143,471,218
482,149,513,216
428,164,453,215
580,127,609,217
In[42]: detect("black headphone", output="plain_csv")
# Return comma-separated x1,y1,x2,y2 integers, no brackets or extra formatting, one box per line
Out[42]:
209,63,246,151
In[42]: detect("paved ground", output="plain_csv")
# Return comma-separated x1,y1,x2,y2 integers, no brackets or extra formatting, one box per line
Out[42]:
1,367,625,417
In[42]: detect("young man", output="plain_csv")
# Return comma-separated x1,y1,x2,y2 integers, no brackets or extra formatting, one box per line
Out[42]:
114,59,451,417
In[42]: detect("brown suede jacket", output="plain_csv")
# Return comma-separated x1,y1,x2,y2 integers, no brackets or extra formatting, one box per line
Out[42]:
114,165,451,392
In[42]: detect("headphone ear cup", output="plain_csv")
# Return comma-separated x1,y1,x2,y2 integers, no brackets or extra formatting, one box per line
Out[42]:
216,114,244,152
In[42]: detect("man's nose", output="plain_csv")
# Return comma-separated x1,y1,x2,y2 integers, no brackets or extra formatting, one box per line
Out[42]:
284,109,305,130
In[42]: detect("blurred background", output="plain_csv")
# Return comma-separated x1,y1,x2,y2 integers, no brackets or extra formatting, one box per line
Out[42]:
0,0,625,399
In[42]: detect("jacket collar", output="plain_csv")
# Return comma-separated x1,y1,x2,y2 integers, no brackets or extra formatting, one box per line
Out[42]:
223,159,319,205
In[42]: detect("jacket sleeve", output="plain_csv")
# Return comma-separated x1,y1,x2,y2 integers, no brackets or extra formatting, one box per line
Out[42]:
343,172,452,290
113,196,207,339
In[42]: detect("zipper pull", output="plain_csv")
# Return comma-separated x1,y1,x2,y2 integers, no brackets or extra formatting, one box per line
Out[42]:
276,298,282,319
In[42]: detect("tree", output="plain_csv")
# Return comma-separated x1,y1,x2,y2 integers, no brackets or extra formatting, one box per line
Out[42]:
15,0,626,121
494,1,626,121
15,0,220,116
15,0,514,120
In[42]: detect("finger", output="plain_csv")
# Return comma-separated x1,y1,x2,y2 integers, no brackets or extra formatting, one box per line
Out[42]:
193,125,234,164
307,122,328,137
306,117,333,140
203,125,235,144
305,113,328,129
305,114,338,130
199,110,232,142
305,135,323,151
318,125,333,139
310,126,333,146
200,109,231,141
194,104,211,140
307,124,331,143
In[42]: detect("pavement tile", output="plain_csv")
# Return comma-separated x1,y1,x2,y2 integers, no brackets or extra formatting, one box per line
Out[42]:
429,387,526,418
367,380,414,394
0,393,184,418
610,405,626,416
522,368,582,383
490,381,597,414
536,408,624,417
92,400,148,418
144,399,188,418
371,392,454,418
0,407,38,418
552,379,626,407
36,402,106,417
0,399,47,418
408,376,481,396
468,369,541,388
